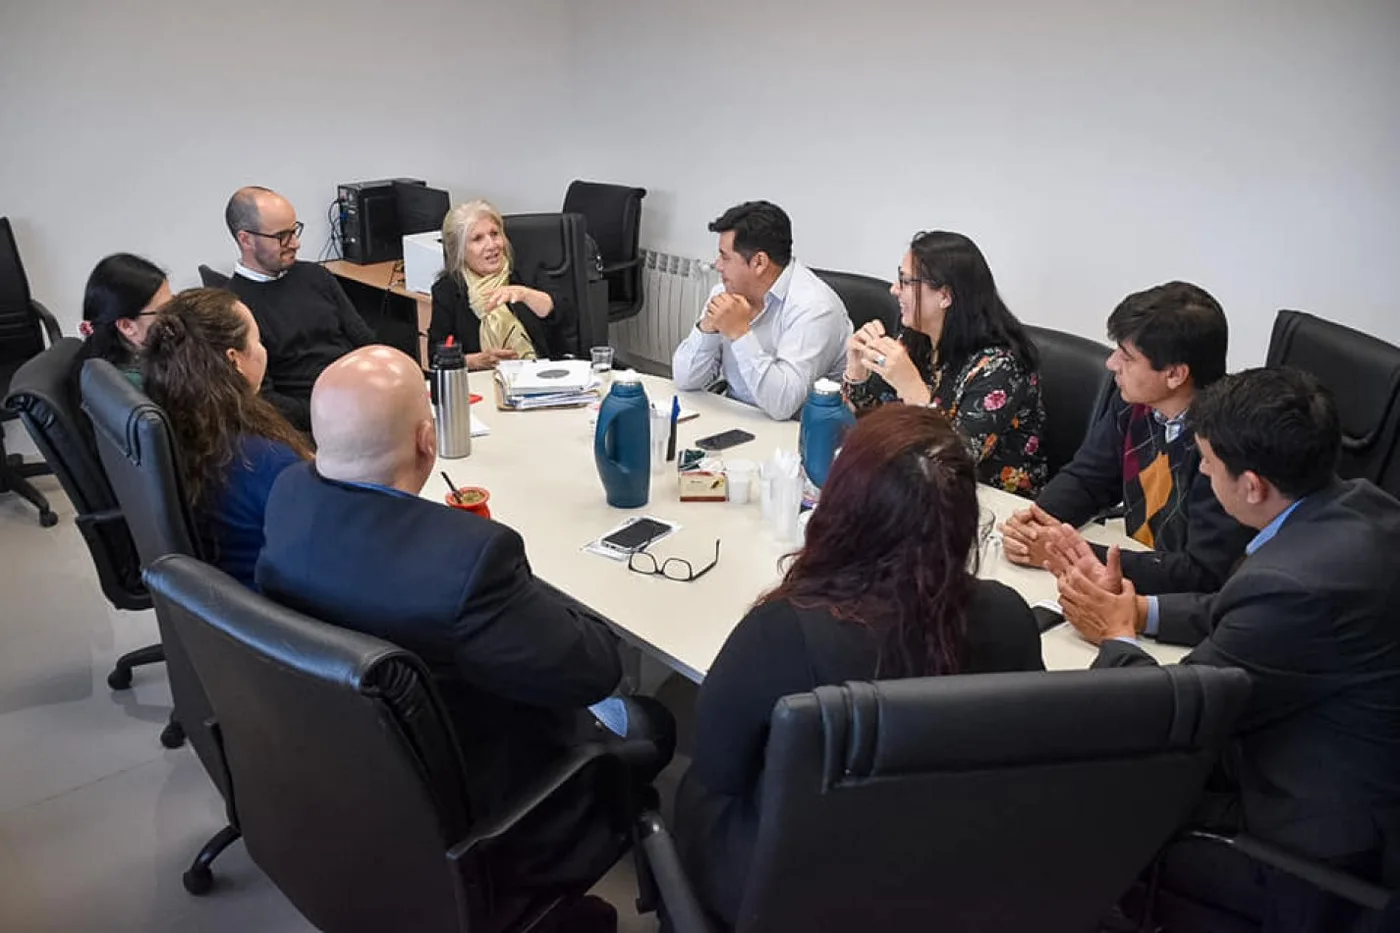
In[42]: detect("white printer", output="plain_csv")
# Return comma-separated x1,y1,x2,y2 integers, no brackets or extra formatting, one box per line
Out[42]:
402,230,444,294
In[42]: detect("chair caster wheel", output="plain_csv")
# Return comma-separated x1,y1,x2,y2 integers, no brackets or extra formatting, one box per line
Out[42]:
39,510,57,528
160,721,186,749
107,668,133,690
182,866,213,896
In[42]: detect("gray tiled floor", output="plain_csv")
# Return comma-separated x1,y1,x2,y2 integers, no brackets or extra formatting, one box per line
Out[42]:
0,475,665,932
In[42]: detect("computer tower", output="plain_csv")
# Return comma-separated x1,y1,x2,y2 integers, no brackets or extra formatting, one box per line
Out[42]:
337,178,425,264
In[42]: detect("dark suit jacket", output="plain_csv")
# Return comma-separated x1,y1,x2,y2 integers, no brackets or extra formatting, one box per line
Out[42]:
428,271,565,360
255,462,622,812
1095,478,1400,862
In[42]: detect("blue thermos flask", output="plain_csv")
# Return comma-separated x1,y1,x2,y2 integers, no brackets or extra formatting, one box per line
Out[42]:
595,371,651,508
799,378,856,489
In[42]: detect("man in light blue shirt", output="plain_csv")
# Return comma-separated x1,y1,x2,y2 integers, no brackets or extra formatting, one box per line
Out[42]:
671,201,850,420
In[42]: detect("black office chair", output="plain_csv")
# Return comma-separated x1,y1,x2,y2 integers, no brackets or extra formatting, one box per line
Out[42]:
1266,310,1400,497
812,268,900,334
637,666,1251,933
1026,324,1115,479
503,212,601,359
197,264,231,289
563,180,647,323
4,338,170,700
1143,827,1396,932
144,553,639,931
0,216,61,526
81,358,239,892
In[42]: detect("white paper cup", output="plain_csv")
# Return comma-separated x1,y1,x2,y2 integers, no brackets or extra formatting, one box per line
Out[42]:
650,410,670,473
726,460,756,505
769,475,803,544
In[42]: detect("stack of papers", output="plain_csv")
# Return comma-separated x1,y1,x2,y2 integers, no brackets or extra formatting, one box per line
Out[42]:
496,360,602,410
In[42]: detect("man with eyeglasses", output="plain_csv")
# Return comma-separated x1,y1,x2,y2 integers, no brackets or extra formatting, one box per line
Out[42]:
225,186,375,431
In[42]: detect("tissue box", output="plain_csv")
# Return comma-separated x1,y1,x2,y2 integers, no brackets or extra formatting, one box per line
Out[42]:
679,470,728,502
403,230,444,294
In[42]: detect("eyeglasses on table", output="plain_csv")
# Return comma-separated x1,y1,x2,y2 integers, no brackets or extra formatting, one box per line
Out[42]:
627,539,721,582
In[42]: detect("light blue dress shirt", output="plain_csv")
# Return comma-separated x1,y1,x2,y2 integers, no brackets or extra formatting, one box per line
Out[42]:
671,260,851,420
1142,498,1304,637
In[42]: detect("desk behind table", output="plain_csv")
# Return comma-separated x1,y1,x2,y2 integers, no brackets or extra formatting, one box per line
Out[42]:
324,259,432,366
429,371,1187,682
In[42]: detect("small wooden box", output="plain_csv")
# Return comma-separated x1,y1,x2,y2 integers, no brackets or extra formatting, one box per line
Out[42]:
679,470,728,502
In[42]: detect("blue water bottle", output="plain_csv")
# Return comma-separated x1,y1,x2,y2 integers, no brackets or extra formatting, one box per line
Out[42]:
799,378,856,490
595,371,651,508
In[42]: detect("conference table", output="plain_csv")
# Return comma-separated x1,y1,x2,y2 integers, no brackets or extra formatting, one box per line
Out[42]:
428,370,1187,683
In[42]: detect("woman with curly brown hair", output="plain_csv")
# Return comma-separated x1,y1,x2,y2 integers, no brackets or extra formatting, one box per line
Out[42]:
142,288,311,588
672,405,1044,926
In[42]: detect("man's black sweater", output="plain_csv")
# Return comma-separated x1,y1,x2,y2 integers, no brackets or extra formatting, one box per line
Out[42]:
228,262,375,429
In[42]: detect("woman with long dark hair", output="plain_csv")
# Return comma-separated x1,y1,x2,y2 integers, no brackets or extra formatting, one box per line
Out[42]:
142,288,311,588
845,231,1047,496
77,253,171,383
672,405,1044,925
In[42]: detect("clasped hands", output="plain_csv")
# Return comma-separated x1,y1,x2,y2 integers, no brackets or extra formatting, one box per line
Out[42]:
844,321,930,406
698,292,757,341
1000,505,1144,644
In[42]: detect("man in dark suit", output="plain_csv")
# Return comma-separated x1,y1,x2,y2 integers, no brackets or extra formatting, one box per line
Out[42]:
1055,367,1400,932
255,345,672,916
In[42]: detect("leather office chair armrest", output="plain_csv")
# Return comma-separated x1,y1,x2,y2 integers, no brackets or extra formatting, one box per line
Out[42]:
446,742,631,920
32,300,61,346
74,506,127,530
598,258,642,275
1183,830,1393,911
633,810,716,933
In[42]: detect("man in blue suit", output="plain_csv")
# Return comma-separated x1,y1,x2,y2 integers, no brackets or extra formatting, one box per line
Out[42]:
256,346,672,907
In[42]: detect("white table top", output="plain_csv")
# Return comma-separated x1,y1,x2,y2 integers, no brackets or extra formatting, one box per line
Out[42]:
429,371,1186,682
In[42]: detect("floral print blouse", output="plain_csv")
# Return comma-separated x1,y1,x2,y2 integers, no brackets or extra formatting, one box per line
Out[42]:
844,345,1048,497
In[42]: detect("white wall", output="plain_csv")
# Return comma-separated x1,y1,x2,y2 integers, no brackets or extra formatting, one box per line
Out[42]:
3,0,1398,366
0,0,577,332
568,0,1400,367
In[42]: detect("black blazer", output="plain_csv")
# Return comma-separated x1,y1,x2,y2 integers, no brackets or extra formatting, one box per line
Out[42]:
254,462,622,812
675,581,1044,925
428,271,562,360
1095,478,1400,862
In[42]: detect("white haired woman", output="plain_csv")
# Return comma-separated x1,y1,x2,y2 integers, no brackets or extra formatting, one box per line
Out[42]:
427,200,568,369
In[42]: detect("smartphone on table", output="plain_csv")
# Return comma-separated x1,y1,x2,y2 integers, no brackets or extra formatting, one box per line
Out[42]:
600,517,675,555
694,429,755,452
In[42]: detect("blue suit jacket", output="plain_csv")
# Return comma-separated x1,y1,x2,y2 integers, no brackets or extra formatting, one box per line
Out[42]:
255,462,621,810
1096,478,1400,864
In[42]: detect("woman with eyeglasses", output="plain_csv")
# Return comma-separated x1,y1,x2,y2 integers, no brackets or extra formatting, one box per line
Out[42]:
427,200,574,369
142,288,311,589
845,231,1047,497
672,405,1044,926
76,253,172,386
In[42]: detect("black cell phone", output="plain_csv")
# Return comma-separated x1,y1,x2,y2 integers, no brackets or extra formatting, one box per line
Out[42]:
1032,605,1065,633
601,518,674,554
695,429,755,452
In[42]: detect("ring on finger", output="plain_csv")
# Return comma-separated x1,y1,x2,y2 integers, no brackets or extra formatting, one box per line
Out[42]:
875,354,888,367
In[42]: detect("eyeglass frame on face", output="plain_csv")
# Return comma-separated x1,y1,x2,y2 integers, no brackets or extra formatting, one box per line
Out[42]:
896,269,935,290
244,221,304,247
627,539,721,582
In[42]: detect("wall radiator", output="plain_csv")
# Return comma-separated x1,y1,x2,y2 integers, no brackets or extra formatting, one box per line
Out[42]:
610,248,719,375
